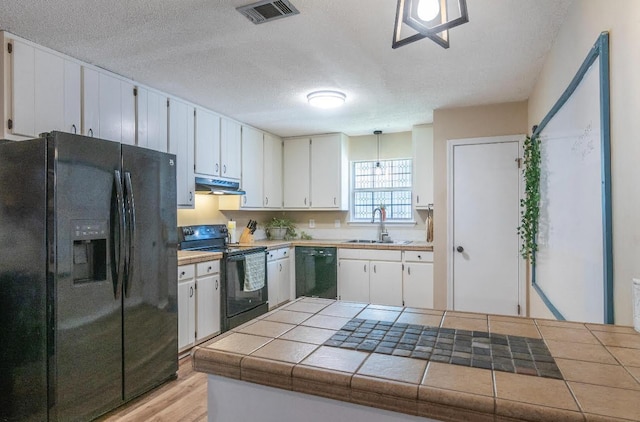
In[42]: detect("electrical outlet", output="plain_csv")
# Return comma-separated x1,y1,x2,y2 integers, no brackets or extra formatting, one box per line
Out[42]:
309,219,315,228
334,219,341,228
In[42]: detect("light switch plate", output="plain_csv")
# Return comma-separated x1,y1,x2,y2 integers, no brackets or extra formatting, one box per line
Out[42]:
309,219,315,228
334,219,341,228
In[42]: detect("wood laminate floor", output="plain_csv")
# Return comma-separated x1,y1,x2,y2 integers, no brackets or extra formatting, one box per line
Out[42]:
96,356,207,422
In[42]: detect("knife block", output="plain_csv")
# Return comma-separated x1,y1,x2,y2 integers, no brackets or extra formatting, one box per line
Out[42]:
239,228,254,244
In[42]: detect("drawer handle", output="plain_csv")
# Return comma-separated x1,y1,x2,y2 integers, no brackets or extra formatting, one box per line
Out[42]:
408,267,411,275
364,264,367,273
72,124,77,134
215,280,218,290
373,264,377,273
88,128,93,137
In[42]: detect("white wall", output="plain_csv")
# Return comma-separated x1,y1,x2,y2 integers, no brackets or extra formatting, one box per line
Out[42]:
528,0,640,325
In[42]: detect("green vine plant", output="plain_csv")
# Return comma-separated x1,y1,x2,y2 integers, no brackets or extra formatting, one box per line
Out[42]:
518,135,541,264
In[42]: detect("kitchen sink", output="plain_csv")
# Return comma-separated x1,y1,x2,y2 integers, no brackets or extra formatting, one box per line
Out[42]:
344,239,412,245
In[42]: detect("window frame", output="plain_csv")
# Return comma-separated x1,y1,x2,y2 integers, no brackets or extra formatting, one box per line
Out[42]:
349,157,414,223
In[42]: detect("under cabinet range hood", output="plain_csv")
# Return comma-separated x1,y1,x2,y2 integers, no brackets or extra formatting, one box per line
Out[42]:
195,177,246,195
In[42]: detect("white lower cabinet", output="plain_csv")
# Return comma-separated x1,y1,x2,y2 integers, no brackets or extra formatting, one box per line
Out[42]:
338,249,402,306
402,251,434,309
178,265,196,350
178,260,220,351
267,248,291,309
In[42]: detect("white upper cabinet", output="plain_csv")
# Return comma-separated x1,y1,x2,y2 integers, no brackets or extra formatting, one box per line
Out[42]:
240,125,264,208
81,66,135,143
310,133,348,209
220,117,241,180
194,107,221,176
263,132,283,208
169,97,195,208
63,60,81,135
283,137,310,208
136,87,168,152
412,124,434,208
283,133,348,209
81,66,100,137
10,39,69,138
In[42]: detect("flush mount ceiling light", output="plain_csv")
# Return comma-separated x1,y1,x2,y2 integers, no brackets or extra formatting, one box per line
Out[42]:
307,90,346,108
392,0,469,49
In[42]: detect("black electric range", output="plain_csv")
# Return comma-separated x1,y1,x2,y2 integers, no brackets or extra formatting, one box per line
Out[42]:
178,224,268,331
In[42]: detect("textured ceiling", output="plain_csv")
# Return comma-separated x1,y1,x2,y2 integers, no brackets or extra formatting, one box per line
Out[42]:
0,0,573,137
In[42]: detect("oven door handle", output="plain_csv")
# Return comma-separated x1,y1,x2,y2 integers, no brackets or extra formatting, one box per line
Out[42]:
226,254,247,262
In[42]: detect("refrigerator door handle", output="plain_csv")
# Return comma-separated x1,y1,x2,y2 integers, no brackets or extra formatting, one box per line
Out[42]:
113,170,126,299
124,171,136,298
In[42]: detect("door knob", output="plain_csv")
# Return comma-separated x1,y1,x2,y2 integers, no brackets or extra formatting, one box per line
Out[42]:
456,246,464,253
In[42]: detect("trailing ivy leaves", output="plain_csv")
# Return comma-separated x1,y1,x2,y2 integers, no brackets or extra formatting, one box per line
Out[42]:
518,135,541,264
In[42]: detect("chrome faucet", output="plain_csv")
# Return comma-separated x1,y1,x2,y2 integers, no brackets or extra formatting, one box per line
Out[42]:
372,207,389,243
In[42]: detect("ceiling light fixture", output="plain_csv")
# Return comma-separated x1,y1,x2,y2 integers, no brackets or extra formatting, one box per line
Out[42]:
392,0,469,49
307,90,346,108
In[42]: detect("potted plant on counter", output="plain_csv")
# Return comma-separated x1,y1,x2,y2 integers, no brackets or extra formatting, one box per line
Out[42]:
264,217,297,240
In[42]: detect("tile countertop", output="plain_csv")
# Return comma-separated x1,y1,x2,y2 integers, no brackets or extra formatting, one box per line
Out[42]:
177,240,433,266
192,297,640,422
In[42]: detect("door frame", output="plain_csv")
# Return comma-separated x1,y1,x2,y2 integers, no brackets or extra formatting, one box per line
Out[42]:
446,134,527,315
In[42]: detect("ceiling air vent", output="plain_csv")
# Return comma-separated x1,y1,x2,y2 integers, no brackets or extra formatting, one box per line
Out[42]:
236,0,300,24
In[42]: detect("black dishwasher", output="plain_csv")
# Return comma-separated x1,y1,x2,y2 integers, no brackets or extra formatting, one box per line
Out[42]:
295,247,337,299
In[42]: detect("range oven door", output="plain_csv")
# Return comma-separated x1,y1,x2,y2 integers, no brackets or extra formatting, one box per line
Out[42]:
224,252,268,329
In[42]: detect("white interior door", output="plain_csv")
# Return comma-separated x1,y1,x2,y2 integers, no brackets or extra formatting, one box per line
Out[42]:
449,137,522,316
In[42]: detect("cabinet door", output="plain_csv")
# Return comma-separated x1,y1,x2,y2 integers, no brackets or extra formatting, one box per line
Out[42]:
63,60,81,134
311,134,342,208
136,87,149,148
278,257,291,305
34,48,64,136
169,98,195,207
11,40,35,137
220,117,241,180
413,125,434,208
195,108,221,176
263,133,283,208
403,262,434,309
11,41,65,137
81,66,100,137
240,125,264,208
267,258,279,310
178,280,195,350
121,81,135,145
147,90,168,152
98,72,122,142
196,274,220,340
283,137,310,208
338,259,369,303
369,261,403,307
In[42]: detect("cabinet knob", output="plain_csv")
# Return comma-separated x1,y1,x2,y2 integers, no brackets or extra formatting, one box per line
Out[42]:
417,255,422,259
180,271,185,277
265,197,269,205
207,266,212,272
223,164,227,174
72,124,77,134
456,246,464,253
88,128,93,137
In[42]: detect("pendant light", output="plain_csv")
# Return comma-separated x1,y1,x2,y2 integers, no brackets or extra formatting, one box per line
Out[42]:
374,130,383,175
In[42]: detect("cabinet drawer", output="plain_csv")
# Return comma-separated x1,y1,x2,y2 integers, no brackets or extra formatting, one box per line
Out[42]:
267,250,278,262
403,251,433,262
275,248,290,260
178,264,195,281
339,248,402,261
196,260,220,276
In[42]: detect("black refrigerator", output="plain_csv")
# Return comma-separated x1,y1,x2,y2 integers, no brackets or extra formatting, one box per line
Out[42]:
0,132,178,421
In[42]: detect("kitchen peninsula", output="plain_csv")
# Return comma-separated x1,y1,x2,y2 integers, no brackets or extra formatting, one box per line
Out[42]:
192,297,640,422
